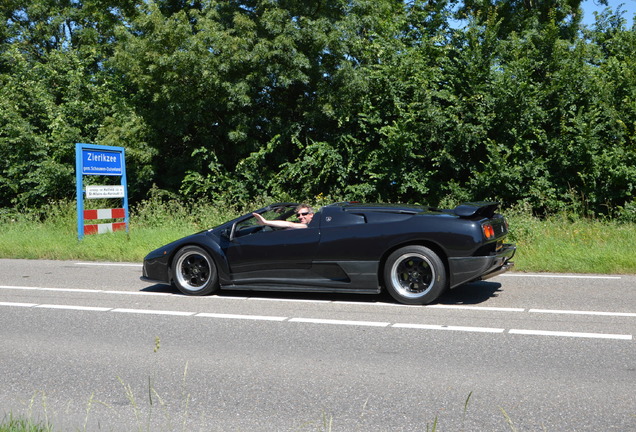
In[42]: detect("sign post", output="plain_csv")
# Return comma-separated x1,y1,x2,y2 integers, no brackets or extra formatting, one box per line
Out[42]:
75,143,129,240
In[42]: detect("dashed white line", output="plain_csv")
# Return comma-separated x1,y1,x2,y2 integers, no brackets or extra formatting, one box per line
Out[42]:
70,263,624,280
393,323,504,333
101,290,173,296
332,301,406,307
508,329,632,340
500,274,621,279
2,285,635,318
530,309,636,318
0,285,179,296
0,301,37,307
112,308,194,316
0,300,631,340
289,318,390,327
35,304,111,312
1,285,97,293
196,313,287,321
247,297,330,304
426,305,525,312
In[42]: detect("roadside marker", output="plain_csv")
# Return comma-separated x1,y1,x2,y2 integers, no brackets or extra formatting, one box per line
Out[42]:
75,143,129,239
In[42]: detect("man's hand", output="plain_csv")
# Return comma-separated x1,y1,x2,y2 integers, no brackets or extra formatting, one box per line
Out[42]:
252,212,266,225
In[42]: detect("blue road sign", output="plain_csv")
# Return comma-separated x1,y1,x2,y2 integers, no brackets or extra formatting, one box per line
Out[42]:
81,148,123,176
75,143,129,240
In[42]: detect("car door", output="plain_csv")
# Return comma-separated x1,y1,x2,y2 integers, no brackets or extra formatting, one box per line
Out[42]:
225,212,321,282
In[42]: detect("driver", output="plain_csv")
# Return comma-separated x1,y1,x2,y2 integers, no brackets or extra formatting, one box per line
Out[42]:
252,204,314,229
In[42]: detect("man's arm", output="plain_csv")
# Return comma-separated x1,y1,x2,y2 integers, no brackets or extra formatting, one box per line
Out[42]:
252,213,308,229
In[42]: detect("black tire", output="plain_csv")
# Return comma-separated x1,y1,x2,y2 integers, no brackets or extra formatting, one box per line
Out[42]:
171,246,219,296
383,245,447,305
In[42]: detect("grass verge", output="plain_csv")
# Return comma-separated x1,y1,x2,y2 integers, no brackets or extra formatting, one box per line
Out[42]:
507,212,636,273
0,200,634,274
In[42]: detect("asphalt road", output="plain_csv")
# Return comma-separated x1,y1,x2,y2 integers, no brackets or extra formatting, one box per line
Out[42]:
1,259,634,431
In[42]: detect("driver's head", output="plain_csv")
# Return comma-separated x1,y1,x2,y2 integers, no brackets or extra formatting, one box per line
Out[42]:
295,205,314,225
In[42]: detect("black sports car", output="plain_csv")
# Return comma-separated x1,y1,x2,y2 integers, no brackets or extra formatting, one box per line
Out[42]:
141,202,515,305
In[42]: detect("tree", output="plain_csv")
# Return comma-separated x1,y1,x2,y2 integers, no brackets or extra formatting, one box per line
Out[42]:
1,0,634,217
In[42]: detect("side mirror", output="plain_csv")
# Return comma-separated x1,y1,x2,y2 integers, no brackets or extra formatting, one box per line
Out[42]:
229,222,238,241
218,227,231,240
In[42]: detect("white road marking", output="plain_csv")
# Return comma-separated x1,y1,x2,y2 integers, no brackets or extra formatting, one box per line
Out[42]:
500,274,621,279
530,309,636,318
69,263,627,282
70,263,625,280
393,323,505,333
0,301,37,307
426,305,525,312
112,308,194,316
35,304,112,312
289,318,390,327
247,297,330,304
508,329,632,340
0,285,179,296
0,301,631,340
196,312,287,321
101,290,174,296
0,285,97,293
1,285,634,318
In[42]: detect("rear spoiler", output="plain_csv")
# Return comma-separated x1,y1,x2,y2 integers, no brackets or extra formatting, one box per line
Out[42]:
454,202,499,218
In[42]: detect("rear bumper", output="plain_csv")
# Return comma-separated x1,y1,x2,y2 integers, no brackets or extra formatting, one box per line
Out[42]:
479,259,515,281
449,244,516,288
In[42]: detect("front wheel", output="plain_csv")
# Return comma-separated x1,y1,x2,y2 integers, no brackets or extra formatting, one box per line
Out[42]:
172,246,219,296
383,246,447,305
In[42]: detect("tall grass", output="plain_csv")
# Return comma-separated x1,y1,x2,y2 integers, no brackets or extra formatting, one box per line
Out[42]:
0,197,238,262
507,205,636,274
0,414,52,432
0,199,634,273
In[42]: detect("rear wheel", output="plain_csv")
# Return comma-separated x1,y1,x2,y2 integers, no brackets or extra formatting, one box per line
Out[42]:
172,246,219,296
383,246,447,305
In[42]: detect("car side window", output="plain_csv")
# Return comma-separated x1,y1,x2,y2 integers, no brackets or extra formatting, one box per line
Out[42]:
233,217,261,237
261,208,292,221
234,207,296,237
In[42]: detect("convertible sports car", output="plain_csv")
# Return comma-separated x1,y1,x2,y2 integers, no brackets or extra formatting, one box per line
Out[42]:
141,202,515,305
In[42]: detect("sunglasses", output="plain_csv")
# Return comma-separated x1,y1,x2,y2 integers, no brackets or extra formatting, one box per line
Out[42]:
296,212,312,217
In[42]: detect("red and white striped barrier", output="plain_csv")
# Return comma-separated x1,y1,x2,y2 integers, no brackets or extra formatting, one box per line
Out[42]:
83,208,126,220
83,208,127,235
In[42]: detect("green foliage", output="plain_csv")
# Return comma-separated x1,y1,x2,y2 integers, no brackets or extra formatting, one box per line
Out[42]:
1,0,635,218
131,185,237,230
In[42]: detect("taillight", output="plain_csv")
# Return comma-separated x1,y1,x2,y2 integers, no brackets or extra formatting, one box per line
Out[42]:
482,222,495,240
